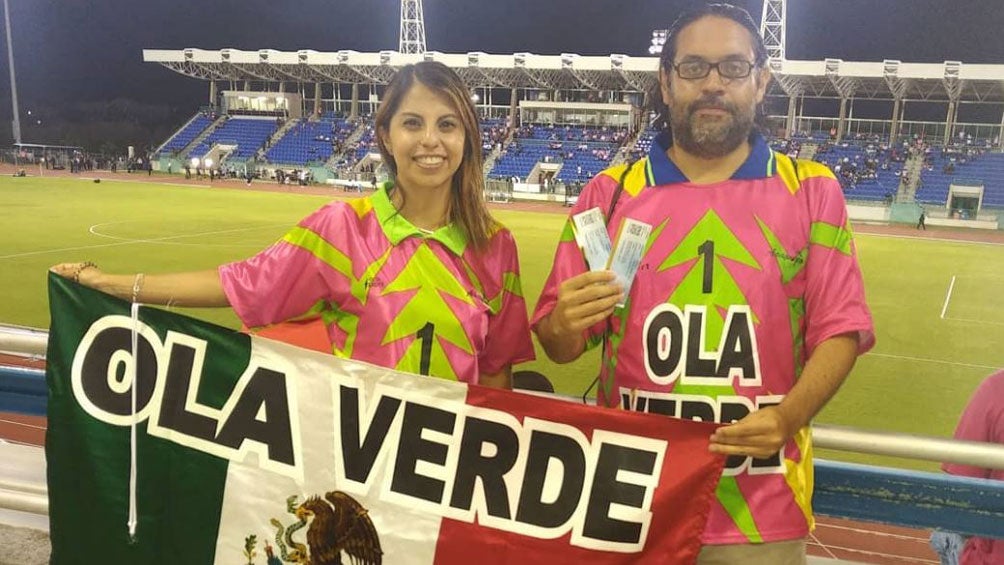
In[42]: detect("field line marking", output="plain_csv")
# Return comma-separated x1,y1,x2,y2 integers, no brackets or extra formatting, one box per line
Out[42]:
853,231,1004,248
806,542,938,564
808,532,839,560
865,352,998,370
0,223,287,260
0,419,46,431
940,275,956,319
943,316,1004,327
814,519,932,542
0,240,144,260
87,221,289,242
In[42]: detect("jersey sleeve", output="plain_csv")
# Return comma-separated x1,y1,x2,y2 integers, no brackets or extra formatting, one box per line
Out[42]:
473,227,538,377
219,203,350,328
530,174,617,350
802,174,876,356
477,229,536,376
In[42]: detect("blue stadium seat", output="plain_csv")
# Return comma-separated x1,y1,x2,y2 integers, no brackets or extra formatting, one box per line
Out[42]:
158,114,214,156
918,148,1004,207
265,116,355,166
489,123,627,183
188,117,280,161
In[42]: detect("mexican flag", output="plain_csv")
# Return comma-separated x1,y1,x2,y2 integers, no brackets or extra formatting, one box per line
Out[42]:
45,273,724,564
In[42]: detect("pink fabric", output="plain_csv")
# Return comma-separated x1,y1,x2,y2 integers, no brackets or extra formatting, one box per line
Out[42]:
533,154,874,544
944,370,1004,565
220,197,534,384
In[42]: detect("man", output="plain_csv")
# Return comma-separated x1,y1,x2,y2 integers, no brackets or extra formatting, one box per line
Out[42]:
532,4,874,563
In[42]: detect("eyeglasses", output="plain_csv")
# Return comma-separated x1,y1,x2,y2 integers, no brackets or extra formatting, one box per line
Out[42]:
671,59,756,80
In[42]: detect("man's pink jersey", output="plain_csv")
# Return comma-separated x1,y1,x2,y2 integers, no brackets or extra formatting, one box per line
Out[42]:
221,187,535,383
534,133,875,544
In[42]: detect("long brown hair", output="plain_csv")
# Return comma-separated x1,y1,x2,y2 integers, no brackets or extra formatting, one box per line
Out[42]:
375,61,495,251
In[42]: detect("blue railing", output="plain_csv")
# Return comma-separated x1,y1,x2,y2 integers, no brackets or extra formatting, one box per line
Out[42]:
814,459,1004,538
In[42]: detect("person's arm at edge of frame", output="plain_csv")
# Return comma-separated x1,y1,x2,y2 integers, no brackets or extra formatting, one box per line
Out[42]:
708,331,860,458
51,263,230,308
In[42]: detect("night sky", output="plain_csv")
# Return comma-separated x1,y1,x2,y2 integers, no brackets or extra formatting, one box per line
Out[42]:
0,0,1002,114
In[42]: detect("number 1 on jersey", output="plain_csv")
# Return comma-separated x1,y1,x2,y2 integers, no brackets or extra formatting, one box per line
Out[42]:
417,322,435,376
698,240,714,294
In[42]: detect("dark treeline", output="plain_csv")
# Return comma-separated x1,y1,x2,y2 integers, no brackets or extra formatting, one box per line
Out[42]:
0,97,191,155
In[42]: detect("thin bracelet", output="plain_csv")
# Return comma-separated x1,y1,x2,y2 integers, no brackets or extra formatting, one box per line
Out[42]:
132,273,145,303
73,261,98,283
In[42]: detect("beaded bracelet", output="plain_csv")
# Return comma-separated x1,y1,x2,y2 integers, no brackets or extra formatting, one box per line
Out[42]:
73,261,98,283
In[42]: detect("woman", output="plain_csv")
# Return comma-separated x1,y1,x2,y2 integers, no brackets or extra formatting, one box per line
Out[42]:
51,62,534,389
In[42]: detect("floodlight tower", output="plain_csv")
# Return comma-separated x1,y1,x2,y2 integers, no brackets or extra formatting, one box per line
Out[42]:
399,0,427,54
3,0,21,144
760,0,787,60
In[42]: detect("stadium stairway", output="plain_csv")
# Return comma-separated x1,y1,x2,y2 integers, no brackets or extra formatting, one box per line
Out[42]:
180,114,227,159
609,127,644,167
800,142,819,161
899,152,924,202
155,112,212,157
325,119,369,170
256,117,300,161
483,133,509,174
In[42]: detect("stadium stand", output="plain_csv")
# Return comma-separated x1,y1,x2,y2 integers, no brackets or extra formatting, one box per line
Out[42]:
490,124,626,184
813,139,905,202
156,113,214,156
264,115,355,166
917,143,1004,207
344,124,378,168
187,117,279,161
480,117,509,156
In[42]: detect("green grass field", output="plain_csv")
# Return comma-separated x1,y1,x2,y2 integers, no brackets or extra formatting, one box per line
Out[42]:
3,175,1003,470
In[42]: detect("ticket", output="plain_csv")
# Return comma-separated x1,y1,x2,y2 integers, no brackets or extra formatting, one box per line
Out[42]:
606,218,652,307
571,207,612,271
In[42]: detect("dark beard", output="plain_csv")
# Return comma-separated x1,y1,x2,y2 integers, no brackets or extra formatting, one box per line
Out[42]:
669,97,754,159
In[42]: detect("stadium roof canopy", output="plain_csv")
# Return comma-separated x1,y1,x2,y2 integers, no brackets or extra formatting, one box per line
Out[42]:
143,49,1004,103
